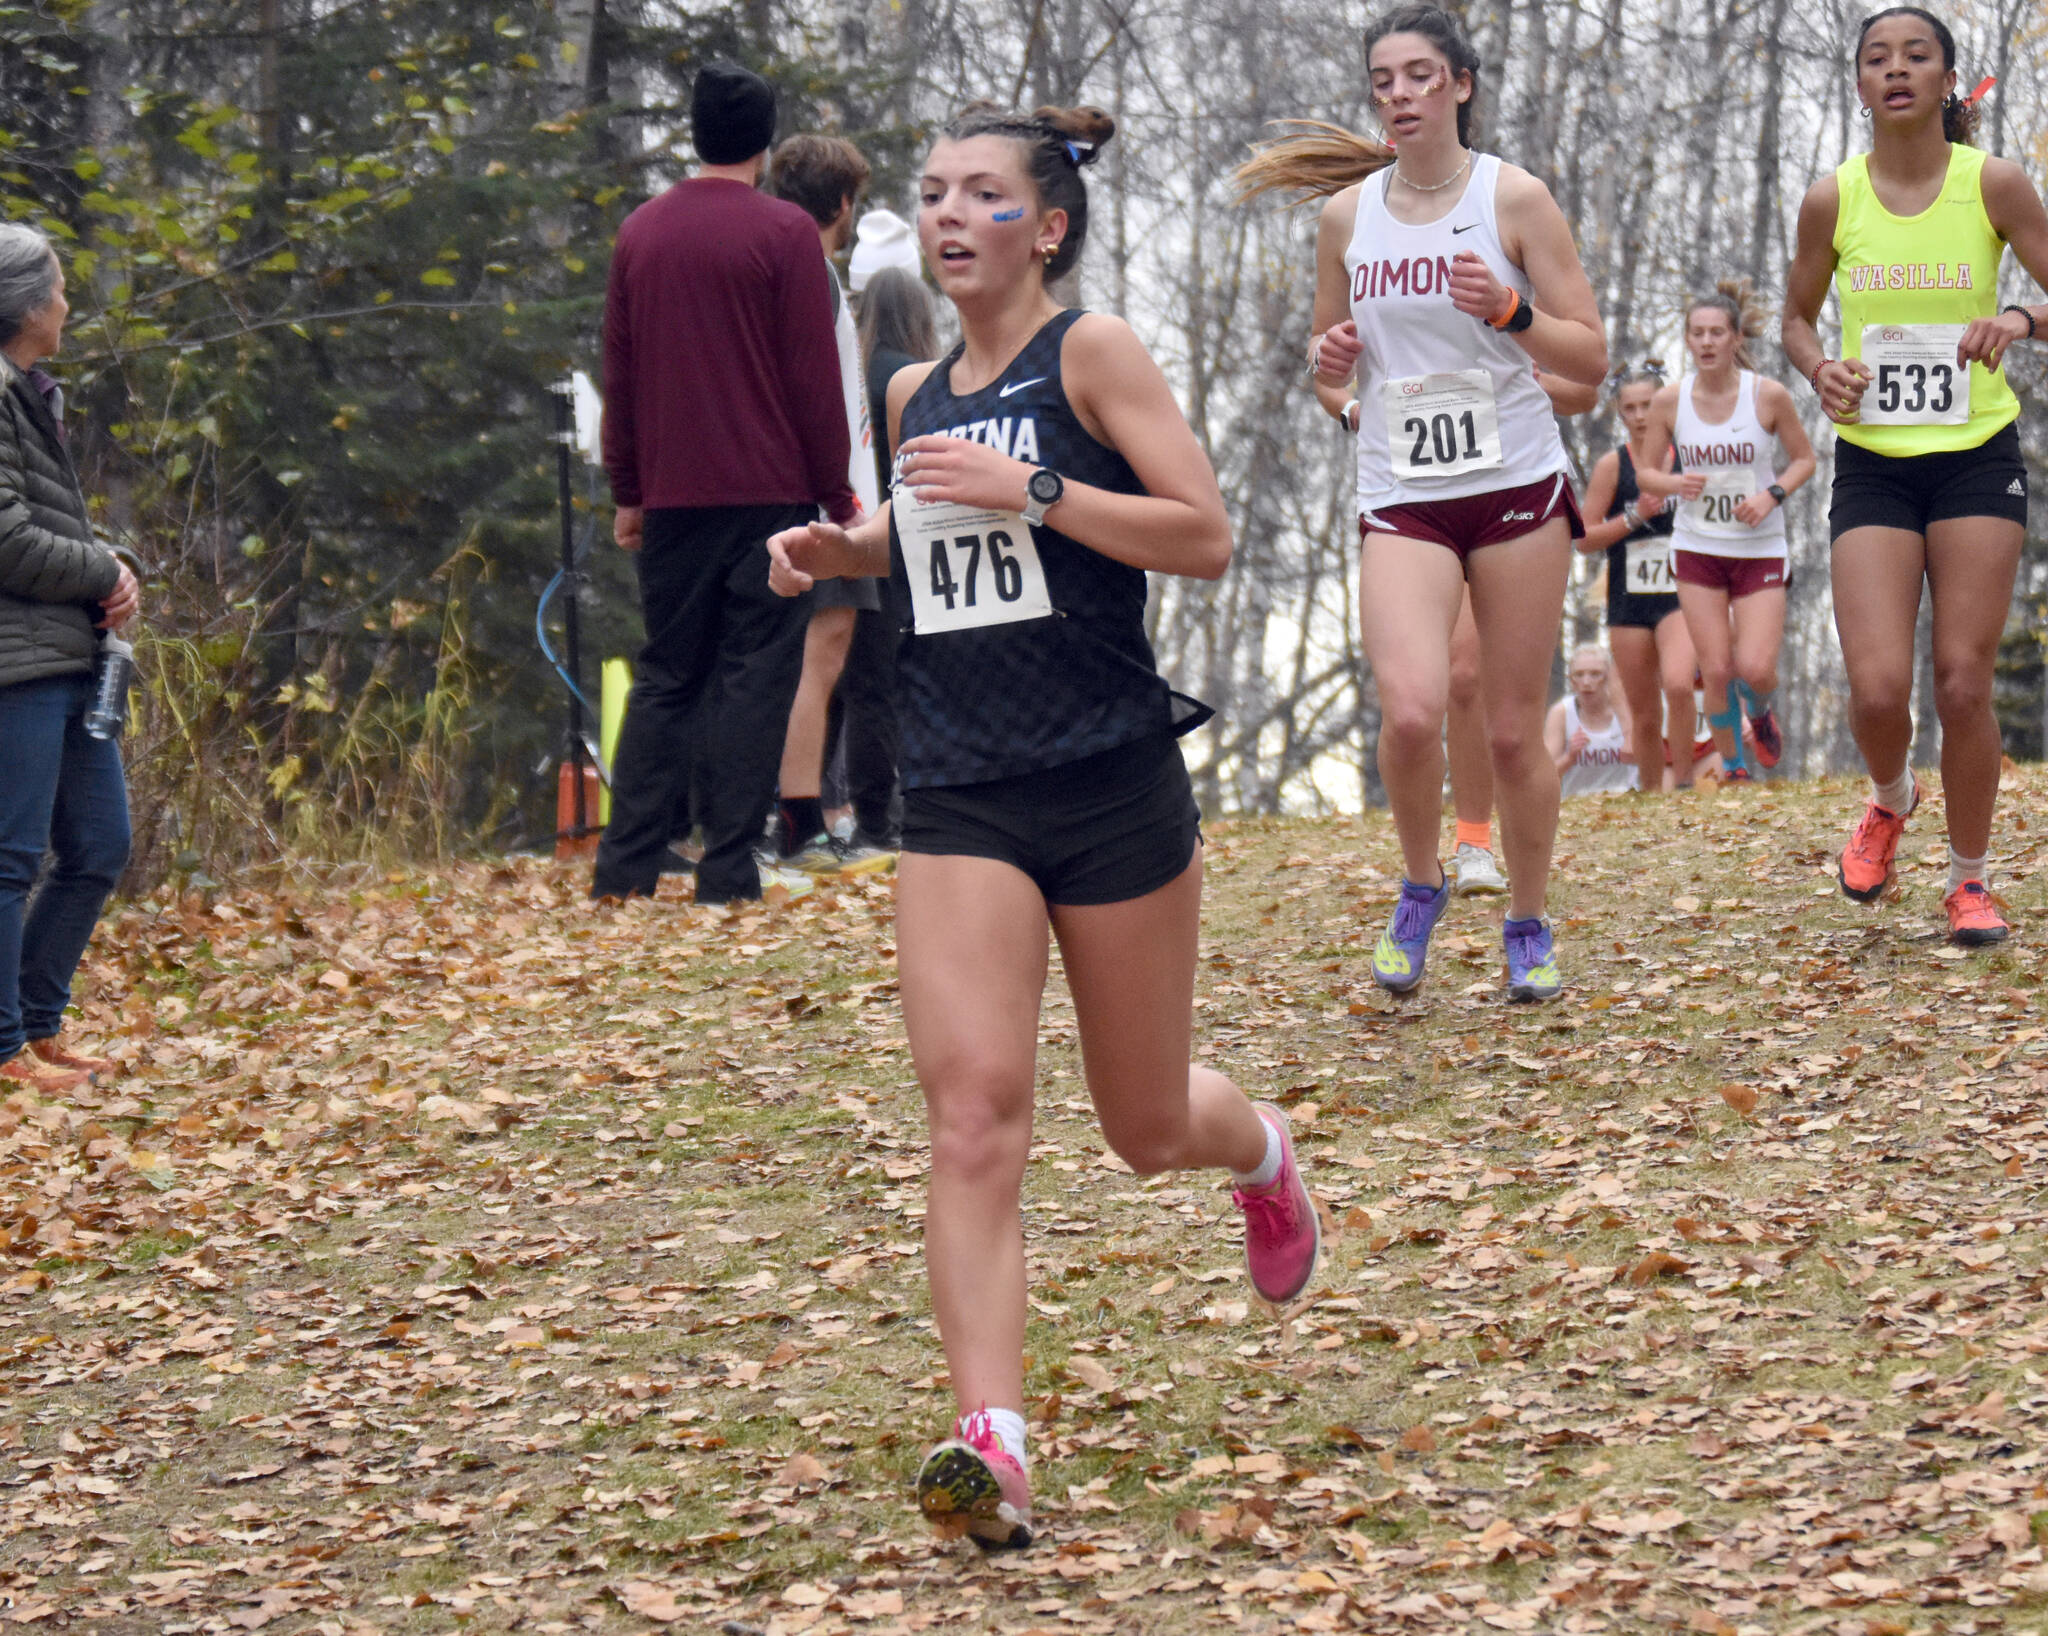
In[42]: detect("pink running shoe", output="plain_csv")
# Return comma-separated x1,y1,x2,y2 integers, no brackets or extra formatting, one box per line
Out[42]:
915,1409,1033,1551
1233,1102,1321,1306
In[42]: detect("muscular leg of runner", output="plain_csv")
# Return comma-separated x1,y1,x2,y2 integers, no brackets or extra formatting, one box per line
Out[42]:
1730,586,1786,700
1656,610,1698,789
897,853,1050,1420
1925,517,2024,860
1465,520,1572,922
1446,591,1492,834
1358,535,1467,887
779,606,858,800
1678,582,1740,763
1052,852,1267,1179
1608,625,1665,793
1829,526,1927,789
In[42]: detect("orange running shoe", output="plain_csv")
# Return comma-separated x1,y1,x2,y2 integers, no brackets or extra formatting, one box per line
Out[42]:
1838,779,1921,903
1943,880,2009,946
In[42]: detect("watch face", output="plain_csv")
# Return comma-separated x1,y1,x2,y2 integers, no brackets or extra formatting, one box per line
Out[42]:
1028,469,1063,504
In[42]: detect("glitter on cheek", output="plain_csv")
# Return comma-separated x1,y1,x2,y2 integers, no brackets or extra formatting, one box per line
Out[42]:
992,207,1025,222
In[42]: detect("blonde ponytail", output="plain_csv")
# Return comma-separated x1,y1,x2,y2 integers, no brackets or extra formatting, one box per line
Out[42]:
1234,119,1394,204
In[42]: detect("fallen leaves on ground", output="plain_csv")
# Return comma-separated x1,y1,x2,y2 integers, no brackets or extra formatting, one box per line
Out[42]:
3,770,2047,1632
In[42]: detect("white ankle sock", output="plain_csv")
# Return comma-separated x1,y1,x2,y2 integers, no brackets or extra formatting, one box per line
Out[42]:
977,1407,1029,1468
1231,1114,1283,1190
1948,850,1987,893
1872,767,1915,815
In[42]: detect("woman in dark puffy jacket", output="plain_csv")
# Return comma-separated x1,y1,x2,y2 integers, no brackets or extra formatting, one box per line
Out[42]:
0,223,138,1093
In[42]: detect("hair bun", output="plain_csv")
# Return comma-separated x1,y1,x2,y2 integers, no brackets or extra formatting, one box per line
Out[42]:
1032,104,1116,164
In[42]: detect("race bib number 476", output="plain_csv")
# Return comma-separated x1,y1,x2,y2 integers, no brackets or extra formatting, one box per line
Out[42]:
1859,323,1970,427
893,486,1053,636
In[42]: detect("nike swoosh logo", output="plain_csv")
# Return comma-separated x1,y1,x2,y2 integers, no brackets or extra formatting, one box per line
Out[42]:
998,377,1046,398
1451,223,1479,234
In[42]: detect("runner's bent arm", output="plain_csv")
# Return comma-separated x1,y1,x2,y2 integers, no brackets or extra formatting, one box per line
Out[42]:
1310,189,1366,385
1968,157,2048,370
1633,387,1692,499
1735,379,1816,527
898,314,1233,581
1543,699,1573,773
1783,176,1867,422
1482,166,1608,386
1578,450,1631,552
766,361,936,593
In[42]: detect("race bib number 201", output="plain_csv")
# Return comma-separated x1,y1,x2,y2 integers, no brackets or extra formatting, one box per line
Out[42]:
893,486,1053,636
1383,369,1504,481
1859,323,1970,427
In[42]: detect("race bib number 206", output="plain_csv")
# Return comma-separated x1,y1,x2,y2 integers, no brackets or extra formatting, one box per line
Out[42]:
893,486,1053,636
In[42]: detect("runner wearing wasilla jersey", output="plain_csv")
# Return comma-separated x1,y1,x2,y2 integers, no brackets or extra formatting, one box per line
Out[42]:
768,101,1321,1554
1784,3,2048,944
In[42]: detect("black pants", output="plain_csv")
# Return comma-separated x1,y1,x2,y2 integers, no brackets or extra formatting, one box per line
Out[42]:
591,503,813,902
836,604,901,841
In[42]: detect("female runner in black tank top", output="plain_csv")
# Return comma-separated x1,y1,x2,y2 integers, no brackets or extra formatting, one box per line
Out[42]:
1578,365,1697,789
767,103,1321,1553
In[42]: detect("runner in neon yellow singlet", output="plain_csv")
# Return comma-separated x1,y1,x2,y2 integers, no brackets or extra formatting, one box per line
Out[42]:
1783,4,2048,947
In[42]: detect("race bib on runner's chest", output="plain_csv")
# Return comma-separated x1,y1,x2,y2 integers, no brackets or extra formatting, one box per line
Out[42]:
893,484,1053,636
1624,535,1675,595
1684,468,1756,535
1858,323,1970,426
1383,370,1504,481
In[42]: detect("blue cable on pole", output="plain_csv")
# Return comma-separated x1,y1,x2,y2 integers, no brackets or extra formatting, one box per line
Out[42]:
536,566,599,720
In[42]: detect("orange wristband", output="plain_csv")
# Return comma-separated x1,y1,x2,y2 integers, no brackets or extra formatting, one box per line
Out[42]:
1488,289,1521,331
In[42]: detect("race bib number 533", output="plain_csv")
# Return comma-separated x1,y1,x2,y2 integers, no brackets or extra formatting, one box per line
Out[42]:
1859,323,1970,427
893,486,1053,636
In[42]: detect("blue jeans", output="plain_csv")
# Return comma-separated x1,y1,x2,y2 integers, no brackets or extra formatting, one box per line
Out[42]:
0,673,130,1060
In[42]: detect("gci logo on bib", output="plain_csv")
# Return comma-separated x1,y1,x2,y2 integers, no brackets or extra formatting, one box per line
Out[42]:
1859,323,1969,427
1382,369,1504,481
893,484,1053,636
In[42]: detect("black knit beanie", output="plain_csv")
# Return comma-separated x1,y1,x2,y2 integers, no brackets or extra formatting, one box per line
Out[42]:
691,62,776,165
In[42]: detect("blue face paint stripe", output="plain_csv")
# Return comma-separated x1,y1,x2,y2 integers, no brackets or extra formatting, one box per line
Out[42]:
992,207,1024,221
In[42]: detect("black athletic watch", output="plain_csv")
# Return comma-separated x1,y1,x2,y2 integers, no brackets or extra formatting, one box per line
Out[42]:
1022,467,1065,526
1767,483,1787,507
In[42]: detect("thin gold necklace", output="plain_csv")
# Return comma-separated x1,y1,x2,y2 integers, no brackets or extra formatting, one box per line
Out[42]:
1393,150,1471,193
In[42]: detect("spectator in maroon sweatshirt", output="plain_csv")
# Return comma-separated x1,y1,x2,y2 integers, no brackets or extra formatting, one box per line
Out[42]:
593,61,855,904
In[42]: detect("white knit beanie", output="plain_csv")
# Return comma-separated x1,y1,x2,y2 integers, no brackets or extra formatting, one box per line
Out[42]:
849,209,921,293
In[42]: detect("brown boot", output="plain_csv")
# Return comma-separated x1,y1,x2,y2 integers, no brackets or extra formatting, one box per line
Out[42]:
0,1051,88,1094
28,1036,114,1080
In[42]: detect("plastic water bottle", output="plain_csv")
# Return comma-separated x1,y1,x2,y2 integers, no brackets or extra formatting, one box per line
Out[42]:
82,633,134,740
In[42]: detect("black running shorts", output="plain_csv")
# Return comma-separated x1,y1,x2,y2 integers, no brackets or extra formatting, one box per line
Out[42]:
901,733,1202,907
1605,587,1681,633
1830,422,2028,538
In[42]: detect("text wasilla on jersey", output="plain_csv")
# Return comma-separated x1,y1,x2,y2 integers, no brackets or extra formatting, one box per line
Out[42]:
1840,261,1977,293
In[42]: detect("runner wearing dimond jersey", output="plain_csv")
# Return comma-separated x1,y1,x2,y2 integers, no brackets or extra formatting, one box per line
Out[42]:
1636,281,1816,785
768,102,1321,1552
1783,4,2048,944
1238,0,1608,1001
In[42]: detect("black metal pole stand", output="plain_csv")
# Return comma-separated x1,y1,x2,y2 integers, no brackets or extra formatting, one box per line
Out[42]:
551,377,590,842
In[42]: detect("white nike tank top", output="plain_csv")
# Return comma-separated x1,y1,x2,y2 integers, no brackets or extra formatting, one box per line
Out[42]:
1559,697,1637,797
1669,371,1786,560
1345,153,1569,510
